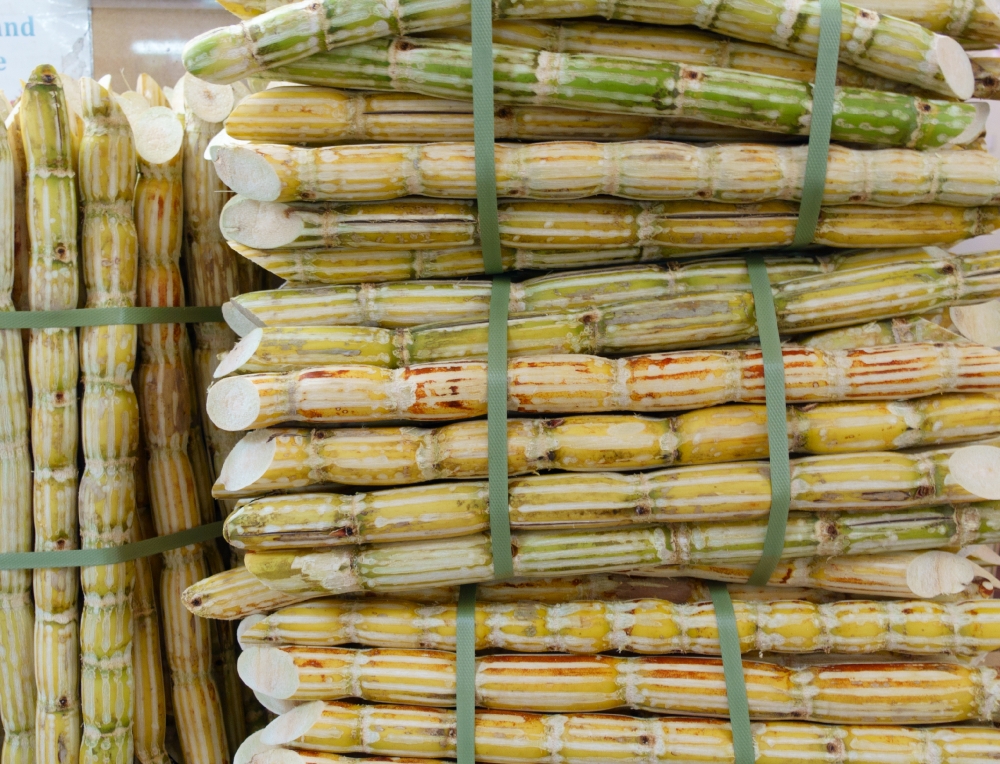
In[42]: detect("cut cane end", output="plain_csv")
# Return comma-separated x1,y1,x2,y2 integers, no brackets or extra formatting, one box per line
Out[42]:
115,91,150,124
216,329,264,378
220,429,277,493
251,750,303,764
132,106,184,164
237,613,266,649
955,101,990,145
261,701,326,746
254,690,302,716
907,551,984,597
238,646,300,699
214,144,282,201
207,375,261,431
221,196,302,249
206,127,248,161
235,731,276,764
937,35,976,101
223,299,262,337
183,71,236,121
950,301,1000,348
949,445,1000,499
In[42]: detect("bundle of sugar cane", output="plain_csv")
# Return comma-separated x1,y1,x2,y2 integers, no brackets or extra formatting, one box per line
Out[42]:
0,83,36,764
77,76,140,764
237,595,1000,656
236,646,1000,724
212,502,1000,598
219,197,1000,257
212,139,1000,206
213,251,1000,368
21,65,82,764
214,395,1000,496
205,343,1000,430
127,81,232,764
237,701,1000,764
225,87,802,145
185,0,980,100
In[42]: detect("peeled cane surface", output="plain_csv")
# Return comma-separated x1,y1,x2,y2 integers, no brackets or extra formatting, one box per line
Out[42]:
236,646,1000,724
213,395,1000,496
0,94,35,764
78,77,139,764
134,80,230,764
264,39,985,148
21,64,81,764
213,140,1000,206
240,701,1000,764
238,596,1000,656
221,444,1000,547
219,197,1000,256
224,87,804,145
205,343,1000,430
184,0,975,100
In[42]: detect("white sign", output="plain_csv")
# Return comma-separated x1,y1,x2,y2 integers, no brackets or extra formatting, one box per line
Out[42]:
0,0,91,98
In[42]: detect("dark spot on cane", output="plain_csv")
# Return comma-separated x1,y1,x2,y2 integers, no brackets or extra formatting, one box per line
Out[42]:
919,102,933,113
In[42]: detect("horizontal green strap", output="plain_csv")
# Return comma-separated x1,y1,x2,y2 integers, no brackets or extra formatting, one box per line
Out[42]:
0,521,224,570
0,306,224,330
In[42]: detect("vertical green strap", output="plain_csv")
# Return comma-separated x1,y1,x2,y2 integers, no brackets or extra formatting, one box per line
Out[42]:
487,277,513,579
456,583,478,764
746,255,790,586
791,0,842,246
471,0,501,274
709,583,754,764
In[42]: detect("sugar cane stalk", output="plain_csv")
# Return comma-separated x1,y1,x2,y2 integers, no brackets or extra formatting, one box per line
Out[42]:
184,0,975,99
130,87,231,764
21,64,82,764
0,89,35,764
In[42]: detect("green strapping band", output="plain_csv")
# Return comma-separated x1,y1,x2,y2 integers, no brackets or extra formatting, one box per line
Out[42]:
0,305,224,329
745,254,791,587
709,582,754,764
487,277,512,579
792,0,842,246
456,583,478,764
472,0,501,275
0,521,224,570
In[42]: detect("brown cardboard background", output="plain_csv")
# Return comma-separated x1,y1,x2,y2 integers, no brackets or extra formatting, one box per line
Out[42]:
91,3,230,91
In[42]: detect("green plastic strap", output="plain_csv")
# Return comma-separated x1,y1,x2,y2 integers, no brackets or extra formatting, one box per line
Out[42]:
0,305,224,330
746,255,791,586
0,521,224,570
791,0,841,246
487,277,513,579
709,582,754,764
471,0,501,274
456,583,478,764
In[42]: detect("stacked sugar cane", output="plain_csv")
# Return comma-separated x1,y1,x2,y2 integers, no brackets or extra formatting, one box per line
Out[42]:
175,0,1000,762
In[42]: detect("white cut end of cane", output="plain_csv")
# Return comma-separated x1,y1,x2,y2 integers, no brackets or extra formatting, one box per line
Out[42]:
221,197,302,249
238,646,300,699
235,731,276,764
954,100,990,146
205,127,249,161
207,375,260,431
251,750,303,764
97,73,113,90
950,301,1000,348
936,35,975,101
183,72,236,122
216,329,263,378
262,700,326,746
223,299,262,337
132,106,184,164
254,690,302,716
907,550,982,597
115,91,150,124
169,74,186,114
220,429,276,493
238,613,267,649
215,145,282,201
949,445,1000,499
